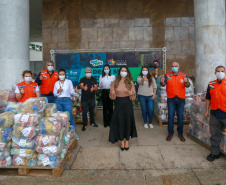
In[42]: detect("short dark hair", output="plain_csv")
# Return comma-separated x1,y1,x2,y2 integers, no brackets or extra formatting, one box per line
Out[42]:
58,68,66,75
153,60,158,63
22,70,32,77
215,65,225,72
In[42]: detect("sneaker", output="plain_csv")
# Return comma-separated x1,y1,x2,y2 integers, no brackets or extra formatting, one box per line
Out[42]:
166,134,173,141
92,123,98,127
207,153,220,161
75,134,79,140
149,124,154,128
82,126,87,131
144,124,148,128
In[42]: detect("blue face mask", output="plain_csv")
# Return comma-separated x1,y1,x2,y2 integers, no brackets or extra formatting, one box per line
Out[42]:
104,70,109,74
172,67,178,73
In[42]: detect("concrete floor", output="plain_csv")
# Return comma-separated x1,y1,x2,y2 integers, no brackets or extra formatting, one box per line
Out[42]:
1,110,226,185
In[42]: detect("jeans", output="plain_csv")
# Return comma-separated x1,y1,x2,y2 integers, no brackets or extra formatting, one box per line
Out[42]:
101,89,113,127
209,114,226,155
167,97,185,135
55,97,76,132
81,99,95,127
41,94,56,103
138,95,154,124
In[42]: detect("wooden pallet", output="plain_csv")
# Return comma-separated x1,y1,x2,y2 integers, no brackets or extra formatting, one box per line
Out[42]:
0,140,78,177
158,120,190,127
187,132,226,157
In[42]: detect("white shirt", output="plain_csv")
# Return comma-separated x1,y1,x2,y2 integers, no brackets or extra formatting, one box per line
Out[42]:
53,79,77,97
99,75,115,89
15,84,39,93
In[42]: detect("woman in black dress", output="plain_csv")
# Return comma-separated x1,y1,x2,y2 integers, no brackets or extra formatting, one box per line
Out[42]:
109,66,137,151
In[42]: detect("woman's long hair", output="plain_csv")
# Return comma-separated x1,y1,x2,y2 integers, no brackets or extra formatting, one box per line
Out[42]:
102,64,111,77
114,66,133,90
139,66,153,87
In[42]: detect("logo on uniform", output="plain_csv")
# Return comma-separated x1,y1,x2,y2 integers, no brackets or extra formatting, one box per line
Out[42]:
55,75,58,78
209,85,214,89
181,79,184,83
167,77,172,80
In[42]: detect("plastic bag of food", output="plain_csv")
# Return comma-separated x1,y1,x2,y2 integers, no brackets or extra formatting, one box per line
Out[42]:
0,112,15,127
17,97,48,114
44,103,57,117
35,145,62,156
13,155,38,167
62,126,76,145
14,113,41,127
10,148,37,159
12,136,35,149
35,135,59,147
0,156,12,167
37,154,61,168
0,149,10,160
0,141,12,151
51,111,70,128
0,127,13,142
12,126,37,140
5,102,20,113
0,100,8,113
37,117,62,136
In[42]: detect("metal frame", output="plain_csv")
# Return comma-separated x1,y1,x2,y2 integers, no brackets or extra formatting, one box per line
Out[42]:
50,47,167,72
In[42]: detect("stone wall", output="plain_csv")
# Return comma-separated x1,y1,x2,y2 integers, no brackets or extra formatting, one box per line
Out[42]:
42,0,195,76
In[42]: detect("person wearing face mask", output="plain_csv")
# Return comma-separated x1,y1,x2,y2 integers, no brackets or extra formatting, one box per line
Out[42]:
109,66,137,151
149,60,165,80
99,65,115,127
15,70,40,102
79,67,98,131
53,68,79,139
160,61,190,142
205,65,226,161
137,66,157,129
35,61,59,103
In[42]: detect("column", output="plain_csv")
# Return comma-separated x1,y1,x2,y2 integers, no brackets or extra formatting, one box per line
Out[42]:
0,0,29,90
194,0,226,93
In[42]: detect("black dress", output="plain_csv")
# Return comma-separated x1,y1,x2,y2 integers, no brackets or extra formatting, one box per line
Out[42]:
109,96,137,143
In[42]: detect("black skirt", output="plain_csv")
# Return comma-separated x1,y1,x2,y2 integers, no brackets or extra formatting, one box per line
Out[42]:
109,96,137,143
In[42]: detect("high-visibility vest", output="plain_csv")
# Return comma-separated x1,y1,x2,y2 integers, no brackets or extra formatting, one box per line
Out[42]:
165,71,186,99
40,70,58,95
17,81,38,102
209,78,226,112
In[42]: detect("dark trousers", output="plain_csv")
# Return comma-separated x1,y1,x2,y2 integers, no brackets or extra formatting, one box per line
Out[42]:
167,97,185,135
41,94,56,103
101,89,113,127
210,114,226,155
81,99,95,127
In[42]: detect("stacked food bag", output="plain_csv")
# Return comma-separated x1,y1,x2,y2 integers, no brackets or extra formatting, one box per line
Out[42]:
35,117,65,167
188,93,226,154
0,112,14,167
44,103,57,117
155,78,194,123
11,97,48,167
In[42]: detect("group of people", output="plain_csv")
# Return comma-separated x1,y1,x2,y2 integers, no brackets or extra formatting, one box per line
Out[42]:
14,60,226,162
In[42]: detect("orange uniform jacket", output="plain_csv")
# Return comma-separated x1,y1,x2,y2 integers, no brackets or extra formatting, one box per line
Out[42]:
17,81,38,102
40,70,59,95
165,71,187,99
209,78,226,112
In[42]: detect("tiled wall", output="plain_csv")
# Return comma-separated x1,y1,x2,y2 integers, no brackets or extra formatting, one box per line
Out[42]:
42,0,195,77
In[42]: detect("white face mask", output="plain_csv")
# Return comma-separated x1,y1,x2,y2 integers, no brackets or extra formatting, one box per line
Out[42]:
216,72,225,80
86,73,92,77
120,72,127,78
24,77,32,82
142,71,148,75
47,66,54,71
59,75,65,80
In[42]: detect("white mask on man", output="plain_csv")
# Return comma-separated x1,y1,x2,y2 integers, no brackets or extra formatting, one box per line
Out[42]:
24,77,32,82
59,75,65,80
86,73,92,78
216,72,225,80
47,66,54,71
